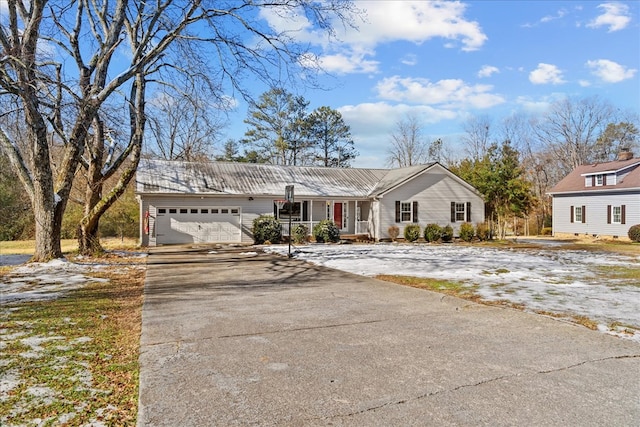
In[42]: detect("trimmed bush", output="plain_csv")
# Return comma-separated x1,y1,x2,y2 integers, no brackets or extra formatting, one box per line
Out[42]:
441,224,454,242
476,222,491,241
291,223,309,244
403,224,421,242
313,219,340,243
424,223,442,243
628,224,640,242
459,222,475,242
252,215,282,244
388,225,400,242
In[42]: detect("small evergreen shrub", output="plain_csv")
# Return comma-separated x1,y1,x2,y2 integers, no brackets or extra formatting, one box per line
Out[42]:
459,222,475,242
476,222,491,241
628,224,640,242
424,223,442,243
403,224,421,242
291,224,309,244
252,215,282,244
541,227,552,236
388,225,400,242
313,219,340,243
441,224,454,242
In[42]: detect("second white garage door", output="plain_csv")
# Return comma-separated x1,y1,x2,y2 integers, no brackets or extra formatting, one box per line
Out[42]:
155,207,242,244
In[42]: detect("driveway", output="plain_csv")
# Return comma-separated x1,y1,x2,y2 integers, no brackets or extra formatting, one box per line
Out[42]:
137,246,640,426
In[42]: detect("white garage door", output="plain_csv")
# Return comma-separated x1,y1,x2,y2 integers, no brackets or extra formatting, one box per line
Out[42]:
155,207,241,244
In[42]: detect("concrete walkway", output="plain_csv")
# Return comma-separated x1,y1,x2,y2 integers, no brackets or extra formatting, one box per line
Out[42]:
137,247,640,426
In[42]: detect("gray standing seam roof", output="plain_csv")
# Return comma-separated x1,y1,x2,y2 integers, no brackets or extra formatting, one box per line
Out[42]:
136,159,405,198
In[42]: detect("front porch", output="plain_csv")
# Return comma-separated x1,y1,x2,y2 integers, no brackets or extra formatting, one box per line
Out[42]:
275,199,372,238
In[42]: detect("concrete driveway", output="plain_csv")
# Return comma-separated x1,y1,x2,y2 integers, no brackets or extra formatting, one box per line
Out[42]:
137,246,640,426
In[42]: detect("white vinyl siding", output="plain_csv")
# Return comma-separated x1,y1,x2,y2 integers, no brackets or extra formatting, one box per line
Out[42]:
552,192,639,238
377,165,484,239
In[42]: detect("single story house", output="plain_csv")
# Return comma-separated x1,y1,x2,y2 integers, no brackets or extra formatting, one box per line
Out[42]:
135,159,485,246
547,150,640,240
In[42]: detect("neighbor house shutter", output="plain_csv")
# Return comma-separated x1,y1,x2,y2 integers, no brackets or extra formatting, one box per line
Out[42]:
591,176,596,186
451,202,456,222
607,205,611,224
622,205,626,224
395,201,401,223
570,206,574,223
603,175,607,185
302,201,309,221
412,201,419,223
582,206,586,223
466,202,472,222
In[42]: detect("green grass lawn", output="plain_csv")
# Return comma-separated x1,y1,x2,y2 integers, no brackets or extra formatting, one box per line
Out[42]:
1,244,145,426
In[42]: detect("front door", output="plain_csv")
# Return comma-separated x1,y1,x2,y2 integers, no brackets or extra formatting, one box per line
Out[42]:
332,202,348,231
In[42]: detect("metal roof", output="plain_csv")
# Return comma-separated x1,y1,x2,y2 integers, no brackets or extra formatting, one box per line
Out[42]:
136,159,396,198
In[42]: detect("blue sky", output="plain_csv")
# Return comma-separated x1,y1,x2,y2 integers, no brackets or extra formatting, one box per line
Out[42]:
223,1,640,168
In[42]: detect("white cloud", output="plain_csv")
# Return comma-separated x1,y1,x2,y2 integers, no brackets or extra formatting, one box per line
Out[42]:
401,54,418,66
374,76,505,109
579,80,592,87
338,102,459,167
260,1,488,74
529,63,566,85
522,8,569,27
587,2,632,32
301,49,380,75
541,8,568,23
478,65,499,78
586,59,637,82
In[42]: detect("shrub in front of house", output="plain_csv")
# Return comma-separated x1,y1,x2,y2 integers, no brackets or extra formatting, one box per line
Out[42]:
459,222,475,242
476,222,491,241
313,219,340,243
291,223,309,244
388,225,400,242
441,224,454,242
423,223,442,243
628,224,640,242
403,224,421,242
252,215,282,244
541,227,552,236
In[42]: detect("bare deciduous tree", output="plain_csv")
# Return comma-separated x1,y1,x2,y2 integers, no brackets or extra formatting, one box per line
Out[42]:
533,96,615,175
461,114,492,161
0,0,358,260
386,114,429,167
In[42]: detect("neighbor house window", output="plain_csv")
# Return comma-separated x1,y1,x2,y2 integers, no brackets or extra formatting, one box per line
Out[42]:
607,205,625,225
571,205,585,223
455,203,466,222
596,175,603,186
612,206,621,223
275,201,301,220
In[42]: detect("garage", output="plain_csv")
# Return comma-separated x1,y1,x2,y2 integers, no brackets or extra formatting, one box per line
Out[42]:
155,206,242,244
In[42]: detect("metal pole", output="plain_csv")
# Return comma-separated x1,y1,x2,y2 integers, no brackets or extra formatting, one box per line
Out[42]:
288,203,292,258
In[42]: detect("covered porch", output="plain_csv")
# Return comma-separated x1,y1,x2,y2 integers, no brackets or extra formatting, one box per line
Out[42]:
275,198,372,238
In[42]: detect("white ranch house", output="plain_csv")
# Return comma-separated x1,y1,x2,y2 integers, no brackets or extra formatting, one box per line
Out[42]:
548,150,640,240
135,159,484,246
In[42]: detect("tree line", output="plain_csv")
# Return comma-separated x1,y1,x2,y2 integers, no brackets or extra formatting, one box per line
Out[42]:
386,96,639,237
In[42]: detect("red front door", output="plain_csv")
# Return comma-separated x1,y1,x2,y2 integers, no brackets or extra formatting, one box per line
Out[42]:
333,203,343,229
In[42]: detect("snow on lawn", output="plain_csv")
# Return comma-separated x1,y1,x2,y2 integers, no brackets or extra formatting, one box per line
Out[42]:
1,259,109,304
265,243,640,343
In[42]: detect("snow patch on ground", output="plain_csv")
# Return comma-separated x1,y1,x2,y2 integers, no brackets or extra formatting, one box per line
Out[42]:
265,243,640,343
1,259,110,303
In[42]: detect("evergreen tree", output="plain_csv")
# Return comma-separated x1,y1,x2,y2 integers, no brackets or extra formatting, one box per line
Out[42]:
243,89,312,165
305,106,358,167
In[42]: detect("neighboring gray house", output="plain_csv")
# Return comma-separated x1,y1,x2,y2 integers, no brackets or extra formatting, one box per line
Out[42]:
135,159,484,246
548,150,640,240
